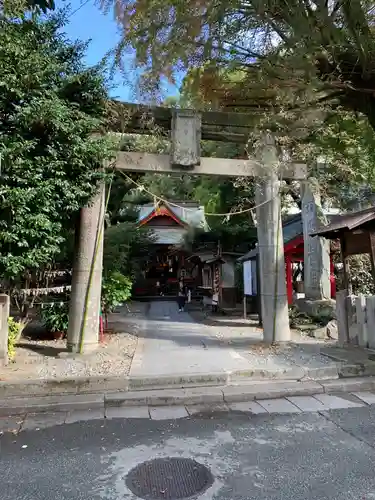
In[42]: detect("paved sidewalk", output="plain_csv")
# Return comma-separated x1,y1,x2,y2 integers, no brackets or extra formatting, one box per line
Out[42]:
2,389,375,434
130,301,256,377
129,301,338,380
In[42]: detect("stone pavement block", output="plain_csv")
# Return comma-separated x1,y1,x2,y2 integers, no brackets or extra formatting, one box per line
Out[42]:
105,406,150,419
258,398,301,414
22,412,67,431
286,396,326,412
106,386,224,407
230,366,306,382
129,373,228,391
330,392,367,405
65,408,104,424
186,404,229,416
229,401,268,414
351,391,375,405
313,394,364,410
305,366,339,380
0,415,24,434
182,387,224,405
149,406,189,420
223,381,323,403
75,376,129,394
321,377,375,394
0,393,104,416
0,380,78,399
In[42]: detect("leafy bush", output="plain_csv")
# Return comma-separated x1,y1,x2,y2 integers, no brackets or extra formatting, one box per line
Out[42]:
101,272,132,319
8,317,22,361
334,253,375,295
0,11,112,281
40,301,70,335
347,255,375,295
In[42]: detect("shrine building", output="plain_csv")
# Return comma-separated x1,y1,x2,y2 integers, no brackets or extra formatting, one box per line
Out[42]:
133,201,208,297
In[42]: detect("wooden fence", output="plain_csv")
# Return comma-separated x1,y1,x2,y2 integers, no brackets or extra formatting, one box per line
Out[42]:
336,289,375,348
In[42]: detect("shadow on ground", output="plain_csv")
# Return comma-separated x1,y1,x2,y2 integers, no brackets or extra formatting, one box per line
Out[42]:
16,342,68,358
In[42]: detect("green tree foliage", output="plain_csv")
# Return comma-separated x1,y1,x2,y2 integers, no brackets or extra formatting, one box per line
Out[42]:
101,1,375,203
296,109,375,207
103,222,153,278
0,10,112,281
101,272,132,321
40,301,70,336
27,0,55,12
102,1,375,122
181,64,375,208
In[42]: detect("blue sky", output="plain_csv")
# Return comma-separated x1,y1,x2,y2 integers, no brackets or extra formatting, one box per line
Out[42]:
56,0,181,102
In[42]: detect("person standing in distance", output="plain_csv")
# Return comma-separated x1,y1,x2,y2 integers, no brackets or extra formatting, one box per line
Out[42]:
177,279,187,312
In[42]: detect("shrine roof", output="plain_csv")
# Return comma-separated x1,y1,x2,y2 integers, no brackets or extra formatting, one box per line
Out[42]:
138,201,208,230
238,212,340,262
238,215,303,262
311,206,375,239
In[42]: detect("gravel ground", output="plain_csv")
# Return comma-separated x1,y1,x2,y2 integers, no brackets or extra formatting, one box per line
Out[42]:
189,307,337,370
0,303,146,381
0,301,340,382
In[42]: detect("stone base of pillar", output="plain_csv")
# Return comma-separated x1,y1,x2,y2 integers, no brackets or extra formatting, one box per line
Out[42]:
295,298,336,322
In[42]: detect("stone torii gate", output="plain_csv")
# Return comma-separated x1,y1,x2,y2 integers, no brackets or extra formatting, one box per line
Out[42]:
67,105,327,352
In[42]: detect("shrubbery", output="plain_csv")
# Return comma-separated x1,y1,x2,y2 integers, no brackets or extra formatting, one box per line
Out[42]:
101,272,132,325
40,301,70,337
7,317,22,361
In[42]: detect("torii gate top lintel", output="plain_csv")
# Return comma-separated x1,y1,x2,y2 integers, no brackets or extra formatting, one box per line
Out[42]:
111,100,256,143
113,103,307,180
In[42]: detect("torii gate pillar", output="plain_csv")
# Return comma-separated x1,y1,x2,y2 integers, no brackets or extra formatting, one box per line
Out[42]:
255,135,291,342
67,186,105,353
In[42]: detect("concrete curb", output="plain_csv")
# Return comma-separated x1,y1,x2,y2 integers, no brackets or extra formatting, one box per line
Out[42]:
2,377,375,416
0,393,104,417
1,361,375,399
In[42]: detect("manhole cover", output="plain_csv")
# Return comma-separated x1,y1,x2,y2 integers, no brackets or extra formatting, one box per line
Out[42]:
126,457,214,500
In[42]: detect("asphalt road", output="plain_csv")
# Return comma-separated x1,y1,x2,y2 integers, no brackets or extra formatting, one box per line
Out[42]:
2,407,375,500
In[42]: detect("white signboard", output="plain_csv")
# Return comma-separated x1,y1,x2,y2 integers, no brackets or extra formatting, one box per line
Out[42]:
243,261,253,296
252,260,257,295
243,260,258,296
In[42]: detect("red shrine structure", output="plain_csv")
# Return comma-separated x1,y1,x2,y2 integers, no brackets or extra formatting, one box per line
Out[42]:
239,214,337,305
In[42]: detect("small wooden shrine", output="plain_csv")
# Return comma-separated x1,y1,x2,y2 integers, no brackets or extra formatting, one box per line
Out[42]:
187,245,242,309
311,206,375,347
311,206,375,294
